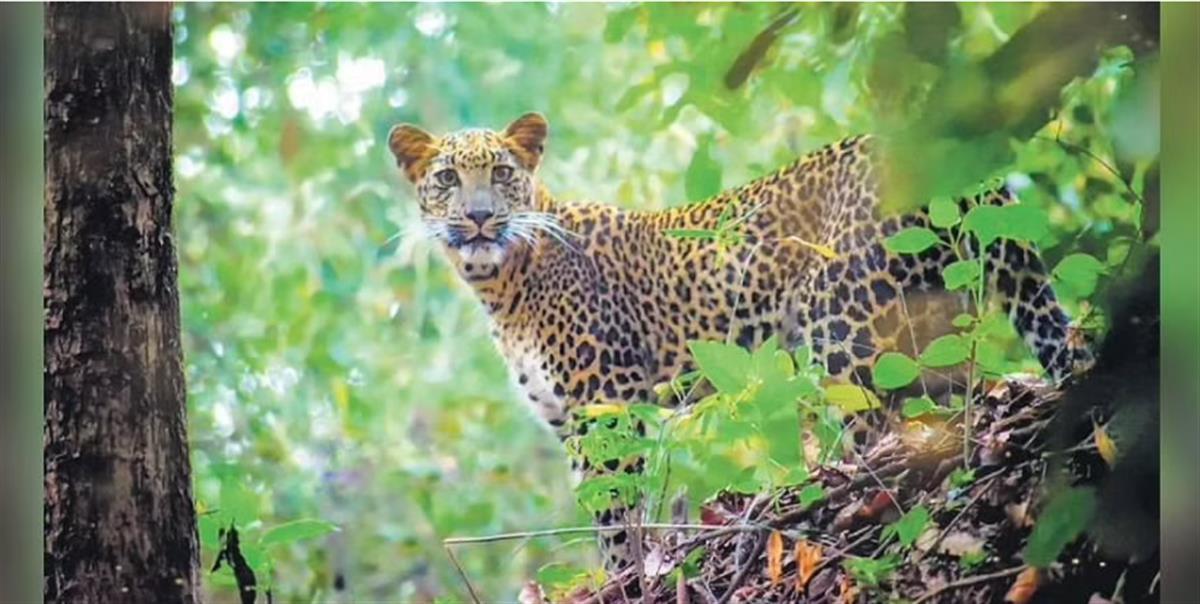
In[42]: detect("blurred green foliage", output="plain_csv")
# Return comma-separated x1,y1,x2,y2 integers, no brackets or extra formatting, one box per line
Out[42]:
174,3,1155,601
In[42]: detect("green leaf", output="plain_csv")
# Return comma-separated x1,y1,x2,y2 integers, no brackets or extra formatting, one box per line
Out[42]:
800,483,826,508
825,384,882,412
1002,203,1050,243
963,204,1005,247
949,468,976,488
884,227,941,254
884,504,931,548
844,554,900,587
680,546,706,578
901,396,938,419
964,203,1049,247
793,345,814,369
928,196,961,228
751,335,782,377
685,135,722,201
537,563,588,591
942,259,982,291
218,478,259,525
1053,253,1107,298
603,7,639,43
952,313,975,328
919,334,970,367
872,352,920,390
959,549,987,569
688,340,752,395
1023,487,1098,568
198,513,222,551
260,519,339,548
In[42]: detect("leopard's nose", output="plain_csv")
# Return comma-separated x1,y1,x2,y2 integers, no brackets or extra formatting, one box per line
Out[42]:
465,209,494,226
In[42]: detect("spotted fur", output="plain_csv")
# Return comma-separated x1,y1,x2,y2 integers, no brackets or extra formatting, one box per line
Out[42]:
386,115,1092,571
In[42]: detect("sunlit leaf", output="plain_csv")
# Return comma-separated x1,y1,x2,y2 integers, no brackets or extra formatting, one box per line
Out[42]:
1094,421,1118,467
872,352,920,390
825,384,882,412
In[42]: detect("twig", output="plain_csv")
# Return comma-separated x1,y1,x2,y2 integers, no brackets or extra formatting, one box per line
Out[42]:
443,545,483,604
912,565,1025,604
445,523,765,546
631,508,651,604
924,475,998,555
715,531,766,604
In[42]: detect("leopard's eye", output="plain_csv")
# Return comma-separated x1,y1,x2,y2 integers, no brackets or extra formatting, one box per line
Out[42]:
434,169,459,187
492,165,514,183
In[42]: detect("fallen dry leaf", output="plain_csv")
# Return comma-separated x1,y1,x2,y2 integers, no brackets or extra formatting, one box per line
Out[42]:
1005,567,1042,604
1094,420,1118,467
794,540,823,591
859,490,898,521
938,531,986,557
767,530,784,586
840,574,858,604
1006,500,1035,528
643,546,675,578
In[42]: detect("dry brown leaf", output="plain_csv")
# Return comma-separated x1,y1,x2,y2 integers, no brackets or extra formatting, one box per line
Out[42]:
937,531,986,557
1005,567,1042,604
1005,500,1034,528
767,530,784,586
643,546,675,578
839,574,858,604
859,490,898,521
794,540,823,591
1094,420,1118,467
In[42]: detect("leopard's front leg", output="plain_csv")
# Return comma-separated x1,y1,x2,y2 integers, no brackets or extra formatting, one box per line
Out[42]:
562,415,649,573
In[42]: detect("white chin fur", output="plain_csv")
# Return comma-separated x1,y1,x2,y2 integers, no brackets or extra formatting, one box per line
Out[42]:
456,242,506,265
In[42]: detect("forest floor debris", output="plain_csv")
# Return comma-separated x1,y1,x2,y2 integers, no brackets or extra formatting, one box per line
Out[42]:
538,376,1157,604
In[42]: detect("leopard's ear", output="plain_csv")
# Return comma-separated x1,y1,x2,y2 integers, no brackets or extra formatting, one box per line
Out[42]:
503,112,549,170
388,124,438,183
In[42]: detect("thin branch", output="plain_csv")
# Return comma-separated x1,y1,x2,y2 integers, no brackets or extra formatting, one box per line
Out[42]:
924,475,998,555
913,565,1025,604
443,545,483,604
715,531,766,604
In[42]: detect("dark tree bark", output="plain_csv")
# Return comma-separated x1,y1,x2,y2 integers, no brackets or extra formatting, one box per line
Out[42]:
44,4,201,603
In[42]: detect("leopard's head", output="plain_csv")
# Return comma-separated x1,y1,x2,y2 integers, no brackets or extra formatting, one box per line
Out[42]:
388,113,555,276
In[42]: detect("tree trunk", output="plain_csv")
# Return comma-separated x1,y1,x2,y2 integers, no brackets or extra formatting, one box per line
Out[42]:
44,4,201,603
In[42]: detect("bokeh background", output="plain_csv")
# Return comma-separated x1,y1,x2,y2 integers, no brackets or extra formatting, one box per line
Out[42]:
173,3,1157,601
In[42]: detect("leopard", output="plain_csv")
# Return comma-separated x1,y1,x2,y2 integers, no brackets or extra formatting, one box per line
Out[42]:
385,112,1093,572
